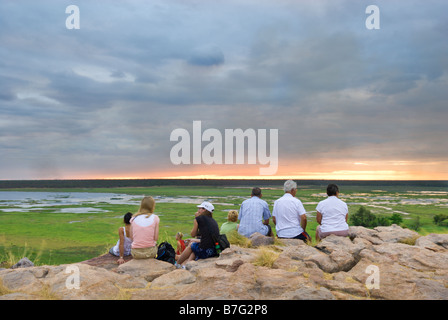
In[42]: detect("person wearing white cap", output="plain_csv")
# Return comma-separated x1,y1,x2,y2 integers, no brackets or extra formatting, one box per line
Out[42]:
197,201,214,213
176,201,220,267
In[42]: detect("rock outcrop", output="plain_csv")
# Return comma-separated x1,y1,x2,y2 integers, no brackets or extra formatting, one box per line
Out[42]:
1,225,447,300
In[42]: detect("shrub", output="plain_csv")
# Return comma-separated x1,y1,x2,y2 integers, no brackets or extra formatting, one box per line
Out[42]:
351,206,377,228
350,206,391,228
350,206,376,227
226,230,252,248
433,214,448,226
409,216,421,231
389,213,404,225
376,216,392,226
252,247,280,268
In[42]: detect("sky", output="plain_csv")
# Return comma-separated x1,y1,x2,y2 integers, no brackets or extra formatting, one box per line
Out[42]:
1,0,447,180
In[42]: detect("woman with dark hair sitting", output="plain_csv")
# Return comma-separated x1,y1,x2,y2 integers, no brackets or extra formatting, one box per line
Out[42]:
176,201,219,268
110,212,133,264
315,184,349,241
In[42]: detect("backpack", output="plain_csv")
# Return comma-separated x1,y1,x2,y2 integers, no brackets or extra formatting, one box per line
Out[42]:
214,233,230,254
201,216,231,255
156,241,176,264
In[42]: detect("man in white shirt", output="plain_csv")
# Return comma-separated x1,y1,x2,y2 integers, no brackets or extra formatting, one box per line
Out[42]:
272,180,311,242
315,184,349,241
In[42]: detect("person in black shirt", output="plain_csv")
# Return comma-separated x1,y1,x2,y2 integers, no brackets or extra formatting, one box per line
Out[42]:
176,201,219,267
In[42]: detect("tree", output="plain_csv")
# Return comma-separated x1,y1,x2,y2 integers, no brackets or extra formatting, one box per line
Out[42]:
350,206,377,228
350,206,392,228
433,214,448,226
390,213,404,225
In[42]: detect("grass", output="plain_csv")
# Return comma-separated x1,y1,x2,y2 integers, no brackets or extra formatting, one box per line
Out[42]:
0,185,447,266
0,242,45,268
253,247,280,268
226,230,252,248
398,235,420,245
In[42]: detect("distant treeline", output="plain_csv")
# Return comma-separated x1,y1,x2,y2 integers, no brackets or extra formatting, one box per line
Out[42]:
0,179,447,189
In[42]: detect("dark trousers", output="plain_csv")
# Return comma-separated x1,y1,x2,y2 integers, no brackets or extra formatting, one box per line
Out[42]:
278,231,312,242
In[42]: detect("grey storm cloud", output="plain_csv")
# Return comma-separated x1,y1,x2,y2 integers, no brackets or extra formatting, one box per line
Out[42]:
188,45,225,66
0,0,447,179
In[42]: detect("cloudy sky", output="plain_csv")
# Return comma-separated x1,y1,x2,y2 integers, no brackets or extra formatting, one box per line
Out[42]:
1,0,447,180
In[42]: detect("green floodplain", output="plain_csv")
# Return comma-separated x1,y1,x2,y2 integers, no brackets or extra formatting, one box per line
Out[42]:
0,180,447,266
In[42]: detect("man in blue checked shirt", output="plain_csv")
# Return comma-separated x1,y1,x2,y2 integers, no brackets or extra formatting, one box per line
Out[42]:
238,187,273,238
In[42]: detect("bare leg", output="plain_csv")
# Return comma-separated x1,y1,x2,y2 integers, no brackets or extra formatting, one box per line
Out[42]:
177,245,193,265
184,252,196,265
315,225,321,242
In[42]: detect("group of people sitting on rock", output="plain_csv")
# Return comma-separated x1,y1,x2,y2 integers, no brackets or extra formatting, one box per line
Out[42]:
109,196,222,267
109,180,349,268
236,180,349,243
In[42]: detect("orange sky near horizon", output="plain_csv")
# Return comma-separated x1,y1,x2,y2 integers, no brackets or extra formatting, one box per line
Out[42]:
67,159,448,181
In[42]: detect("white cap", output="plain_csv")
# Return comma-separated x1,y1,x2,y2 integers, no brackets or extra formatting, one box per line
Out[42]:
197,201,214,212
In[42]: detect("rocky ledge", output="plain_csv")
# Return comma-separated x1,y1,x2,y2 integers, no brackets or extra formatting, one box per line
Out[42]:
1,225,447,300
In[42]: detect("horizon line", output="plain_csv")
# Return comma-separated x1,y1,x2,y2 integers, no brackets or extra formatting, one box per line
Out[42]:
1,177,447,182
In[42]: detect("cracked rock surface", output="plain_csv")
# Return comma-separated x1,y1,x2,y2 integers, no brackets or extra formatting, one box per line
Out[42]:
1,225,447,300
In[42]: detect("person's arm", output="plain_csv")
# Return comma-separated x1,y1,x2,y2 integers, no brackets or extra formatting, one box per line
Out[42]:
117,227,125,264
316,211,322,225
262,201,271,225
272,202,277,226
300,214,307,231
191,218,199,237
298,201,307,231
345,203,349,223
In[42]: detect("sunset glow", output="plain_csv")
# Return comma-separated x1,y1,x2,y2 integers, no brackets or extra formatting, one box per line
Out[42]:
70,159,448,181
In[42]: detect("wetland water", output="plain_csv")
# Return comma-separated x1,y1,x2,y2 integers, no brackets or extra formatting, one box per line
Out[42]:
1,190,447,214
0,191,142,213
0,191,240,214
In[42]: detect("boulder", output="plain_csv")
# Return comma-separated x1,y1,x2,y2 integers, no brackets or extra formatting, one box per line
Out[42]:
11,257,34,269
281,286,336,300
373,224,420,243
349,224,420,244
150,269,196,288
372,242,448,272
1,225,447,300
0,263,147,300
249,232,274,247
80,253,132,270
116,258,176,282
415,233,448,251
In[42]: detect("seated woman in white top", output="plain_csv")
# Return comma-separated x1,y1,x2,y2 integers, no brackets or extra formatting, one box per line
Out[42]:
315,184,349,241
110,212,133,264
